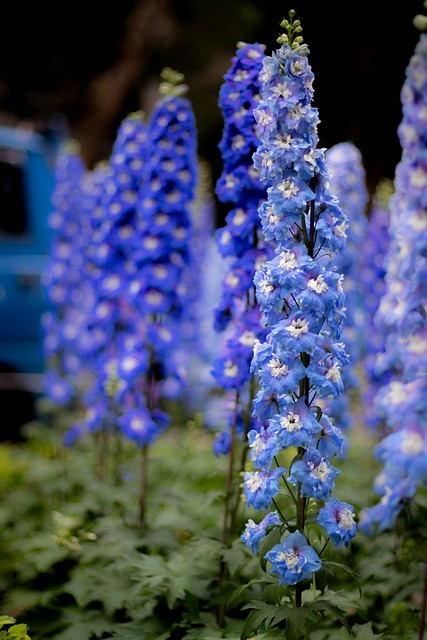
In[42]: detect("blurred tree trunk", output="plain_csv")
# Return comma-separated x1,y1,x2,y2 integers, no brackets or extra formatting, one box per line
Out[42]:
76,0,175,169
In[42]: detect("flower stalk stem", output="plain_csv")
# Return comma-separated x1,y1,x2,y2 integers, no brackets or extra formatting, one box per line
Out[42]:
418,557,427,640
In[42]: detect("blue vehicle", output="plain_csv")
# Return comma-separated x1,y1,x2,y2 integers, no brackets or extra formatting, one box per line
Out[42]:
0,124,59,435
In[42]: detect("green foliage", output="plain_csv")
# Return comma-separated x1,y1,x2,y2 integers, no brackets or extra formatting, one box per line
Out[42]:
0,411,426,639
0,616,31,640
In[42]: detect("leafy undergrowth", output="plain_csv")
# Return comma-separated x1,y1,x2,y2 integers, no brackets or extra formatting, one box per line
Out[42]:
0,404,425,639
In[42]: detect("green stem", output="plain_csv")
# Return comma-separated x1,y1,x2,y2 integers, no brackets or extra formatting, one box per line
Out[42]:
295,476,306,608
217,391,240,628
418,557,427,640
138,444,148,528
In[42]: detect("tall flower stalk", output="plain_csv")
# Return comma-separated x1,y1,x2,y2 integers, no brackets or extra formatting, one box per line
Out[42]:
359,178,393,436
212,41,273,542
325,141,369,432
358,15,427,636
131,68,199,526
239,13,357,637
42,140,90,409
211,41,274,626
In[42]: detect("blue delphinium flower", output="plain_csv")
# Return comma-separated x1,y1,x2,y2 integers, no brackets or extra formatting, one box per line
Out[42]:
316,497,356,548
265,530,322,586
241,510,281,554
240,13,356,591
325,141,369,431
60,112,152,446
42,140,89,407
176,161,222,414
243,467,286,511
359,28,427,535
359,179,393,435
209,42,280,547
212,41,274,467
128,68,199,449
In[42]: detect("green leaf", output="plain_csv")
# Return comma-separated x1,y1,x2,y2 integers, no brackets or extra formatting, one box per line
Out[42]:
41,606,113,640
65,564,133,615
221,539,247,576
321,561,363,598
240,601,316,640
228,576,277,608
6,623,30,639
352,622,385,639
304,598,351,631
0,617,16,629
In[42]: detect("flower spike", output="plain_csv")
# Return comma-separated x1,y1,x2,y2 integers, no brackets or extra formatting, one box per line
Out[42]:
277,9,304,48
159,66,189,97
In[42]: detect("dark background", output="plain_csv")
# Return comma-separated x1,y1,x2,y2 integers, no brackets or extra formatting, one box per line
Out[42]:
0,0,422,224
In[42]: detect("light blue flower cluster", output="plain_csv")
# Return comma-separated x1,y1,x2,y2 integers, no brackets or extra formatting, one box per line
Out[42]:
81,112,156,444
324,141,369,431
122,73,199,445
240,16,356,586
42,142,89,406
359,33,427,534
44,71,199,451
211,42,274,454
176,162,223,415
359,180,393,434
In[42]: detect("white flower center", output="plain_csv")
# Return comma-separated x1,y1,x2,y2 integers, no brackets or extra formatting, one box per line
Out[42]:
279,250,298,270
401,432,424,455
311,461,330,482
130,417,145,432
280,412,302,432
307,274,329,294
105,275,120,291
239,330,256,347
277,550,301,571
225,174,236,189
257,110,273,126
287,104,306,121
224,361,239,378
410,167,427,189
226,273,240,287
338,508,355,530
219,230,231,245
278,179,299,199
147,291,162,304
121,356,138,373
268,357,289,378
250,435,266,456
246,519,257,531
144,237,159,249
286,318,309,338
273,133,293,149
258,277,275,295
325,363,341,382
153,265,168,278
271,81,292,100
387,381,407,404
232,134,246,150
407,334,427,354
233,209,247,225
303,149,317,166
334,221,348,238
247,473,262,493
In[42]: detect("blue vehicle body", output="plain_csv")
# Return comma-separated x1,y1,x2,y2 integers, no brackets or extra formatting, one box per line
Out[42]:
0,125,57,395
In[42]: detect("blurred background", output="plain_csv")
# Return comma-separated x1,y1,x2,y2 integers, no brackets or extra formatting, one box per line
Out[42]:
0,0,422,205
0,0,422,435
